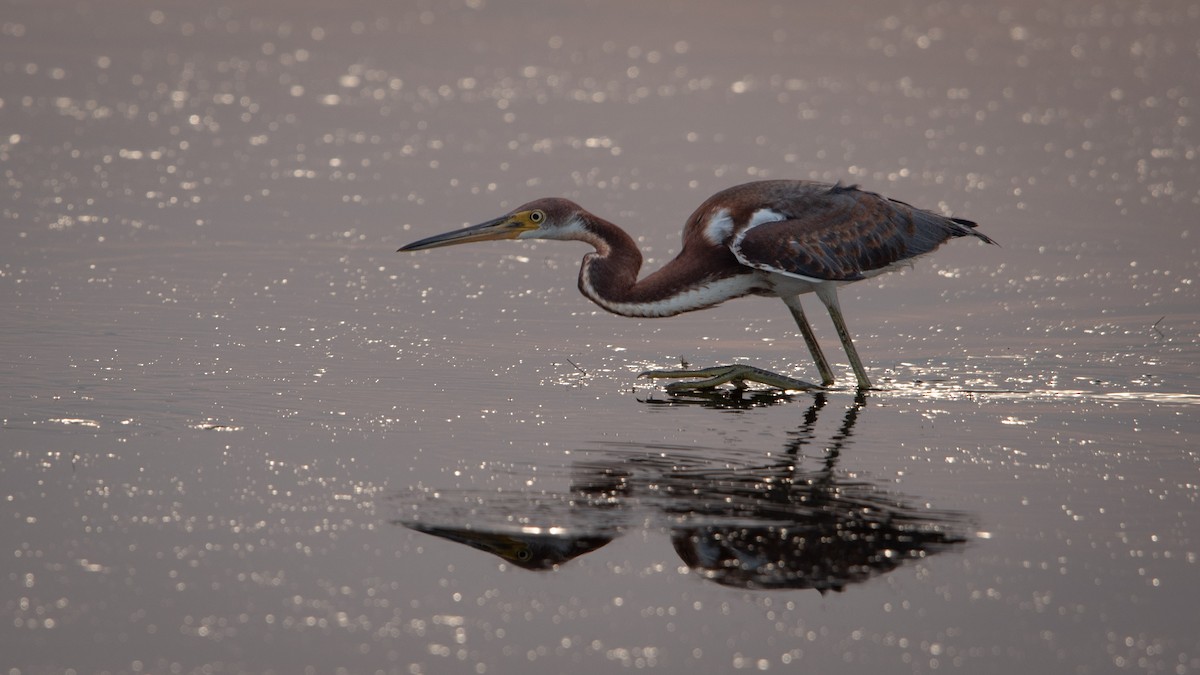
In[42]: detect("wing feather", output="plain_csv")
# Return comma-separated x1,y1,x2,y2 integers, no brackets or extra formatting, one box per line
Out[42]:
730,183,989,281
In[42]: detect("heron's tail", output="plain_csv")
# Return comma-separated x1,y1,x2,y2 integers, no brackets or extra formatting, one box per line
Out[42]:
949,216,997,246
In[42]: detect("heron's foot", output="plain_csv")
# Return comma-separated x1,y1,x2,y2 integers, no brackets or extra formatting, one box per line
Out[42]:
638,364,822,393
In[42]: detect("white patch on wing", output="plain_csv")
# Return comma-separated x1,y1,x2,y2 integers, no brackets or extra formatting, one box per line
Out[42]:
702,208,734,246
729,214,829,284
579,268,763,317
746,208,786,229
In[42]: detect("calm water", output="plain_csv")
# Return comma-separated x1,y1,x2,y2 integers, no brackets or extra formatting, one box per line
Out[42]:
3,1,1198,673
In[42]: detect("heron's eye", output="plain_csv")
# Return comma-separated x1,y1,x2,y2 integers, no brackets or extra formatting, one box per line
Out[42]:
529,210,545,224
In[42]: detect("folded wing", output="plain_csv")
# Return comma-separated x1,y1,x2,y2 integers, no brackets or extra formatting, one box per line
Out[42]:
731,184,991,282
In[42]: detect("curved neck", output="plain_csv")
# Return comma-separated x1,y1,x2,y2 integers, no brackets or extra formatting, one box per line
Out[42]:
574,213,755,318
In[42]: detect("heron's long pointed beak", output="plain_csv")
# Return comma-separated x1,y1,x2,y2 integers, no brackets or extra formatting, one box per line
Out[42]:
398,215,534,252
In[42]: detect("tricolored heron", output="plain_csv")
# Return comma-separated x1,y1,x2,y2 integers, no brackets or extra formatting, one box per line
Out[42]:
400,180,995,390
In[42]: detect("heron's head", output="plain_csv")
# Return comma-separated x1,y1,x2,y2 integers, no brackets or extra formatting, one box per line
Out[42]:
398,198,585,252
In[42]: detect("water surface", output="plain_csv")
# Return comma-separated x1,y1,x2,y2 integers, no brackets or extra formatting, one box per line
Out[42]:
3,1,1198,673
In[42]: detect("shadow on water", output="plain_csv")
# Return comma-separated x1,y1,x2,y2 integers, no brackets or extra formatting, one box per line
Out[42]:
636,386,801,410
393,393,973,592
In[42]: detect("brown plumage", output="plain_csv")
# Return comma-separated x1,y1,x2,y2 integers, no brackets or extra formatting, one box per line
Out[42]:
400,180,996,390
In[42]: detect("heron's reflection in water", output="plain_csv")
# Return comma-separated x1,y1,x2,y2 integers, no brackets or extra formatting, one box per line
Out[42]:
395,393,971,591
402,491,622,570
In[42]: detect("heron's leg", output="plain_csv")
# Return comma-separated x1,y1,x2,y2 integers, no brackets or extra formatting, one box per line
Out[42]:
639,365,821,393
781,295,835,387
814,285,873,390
